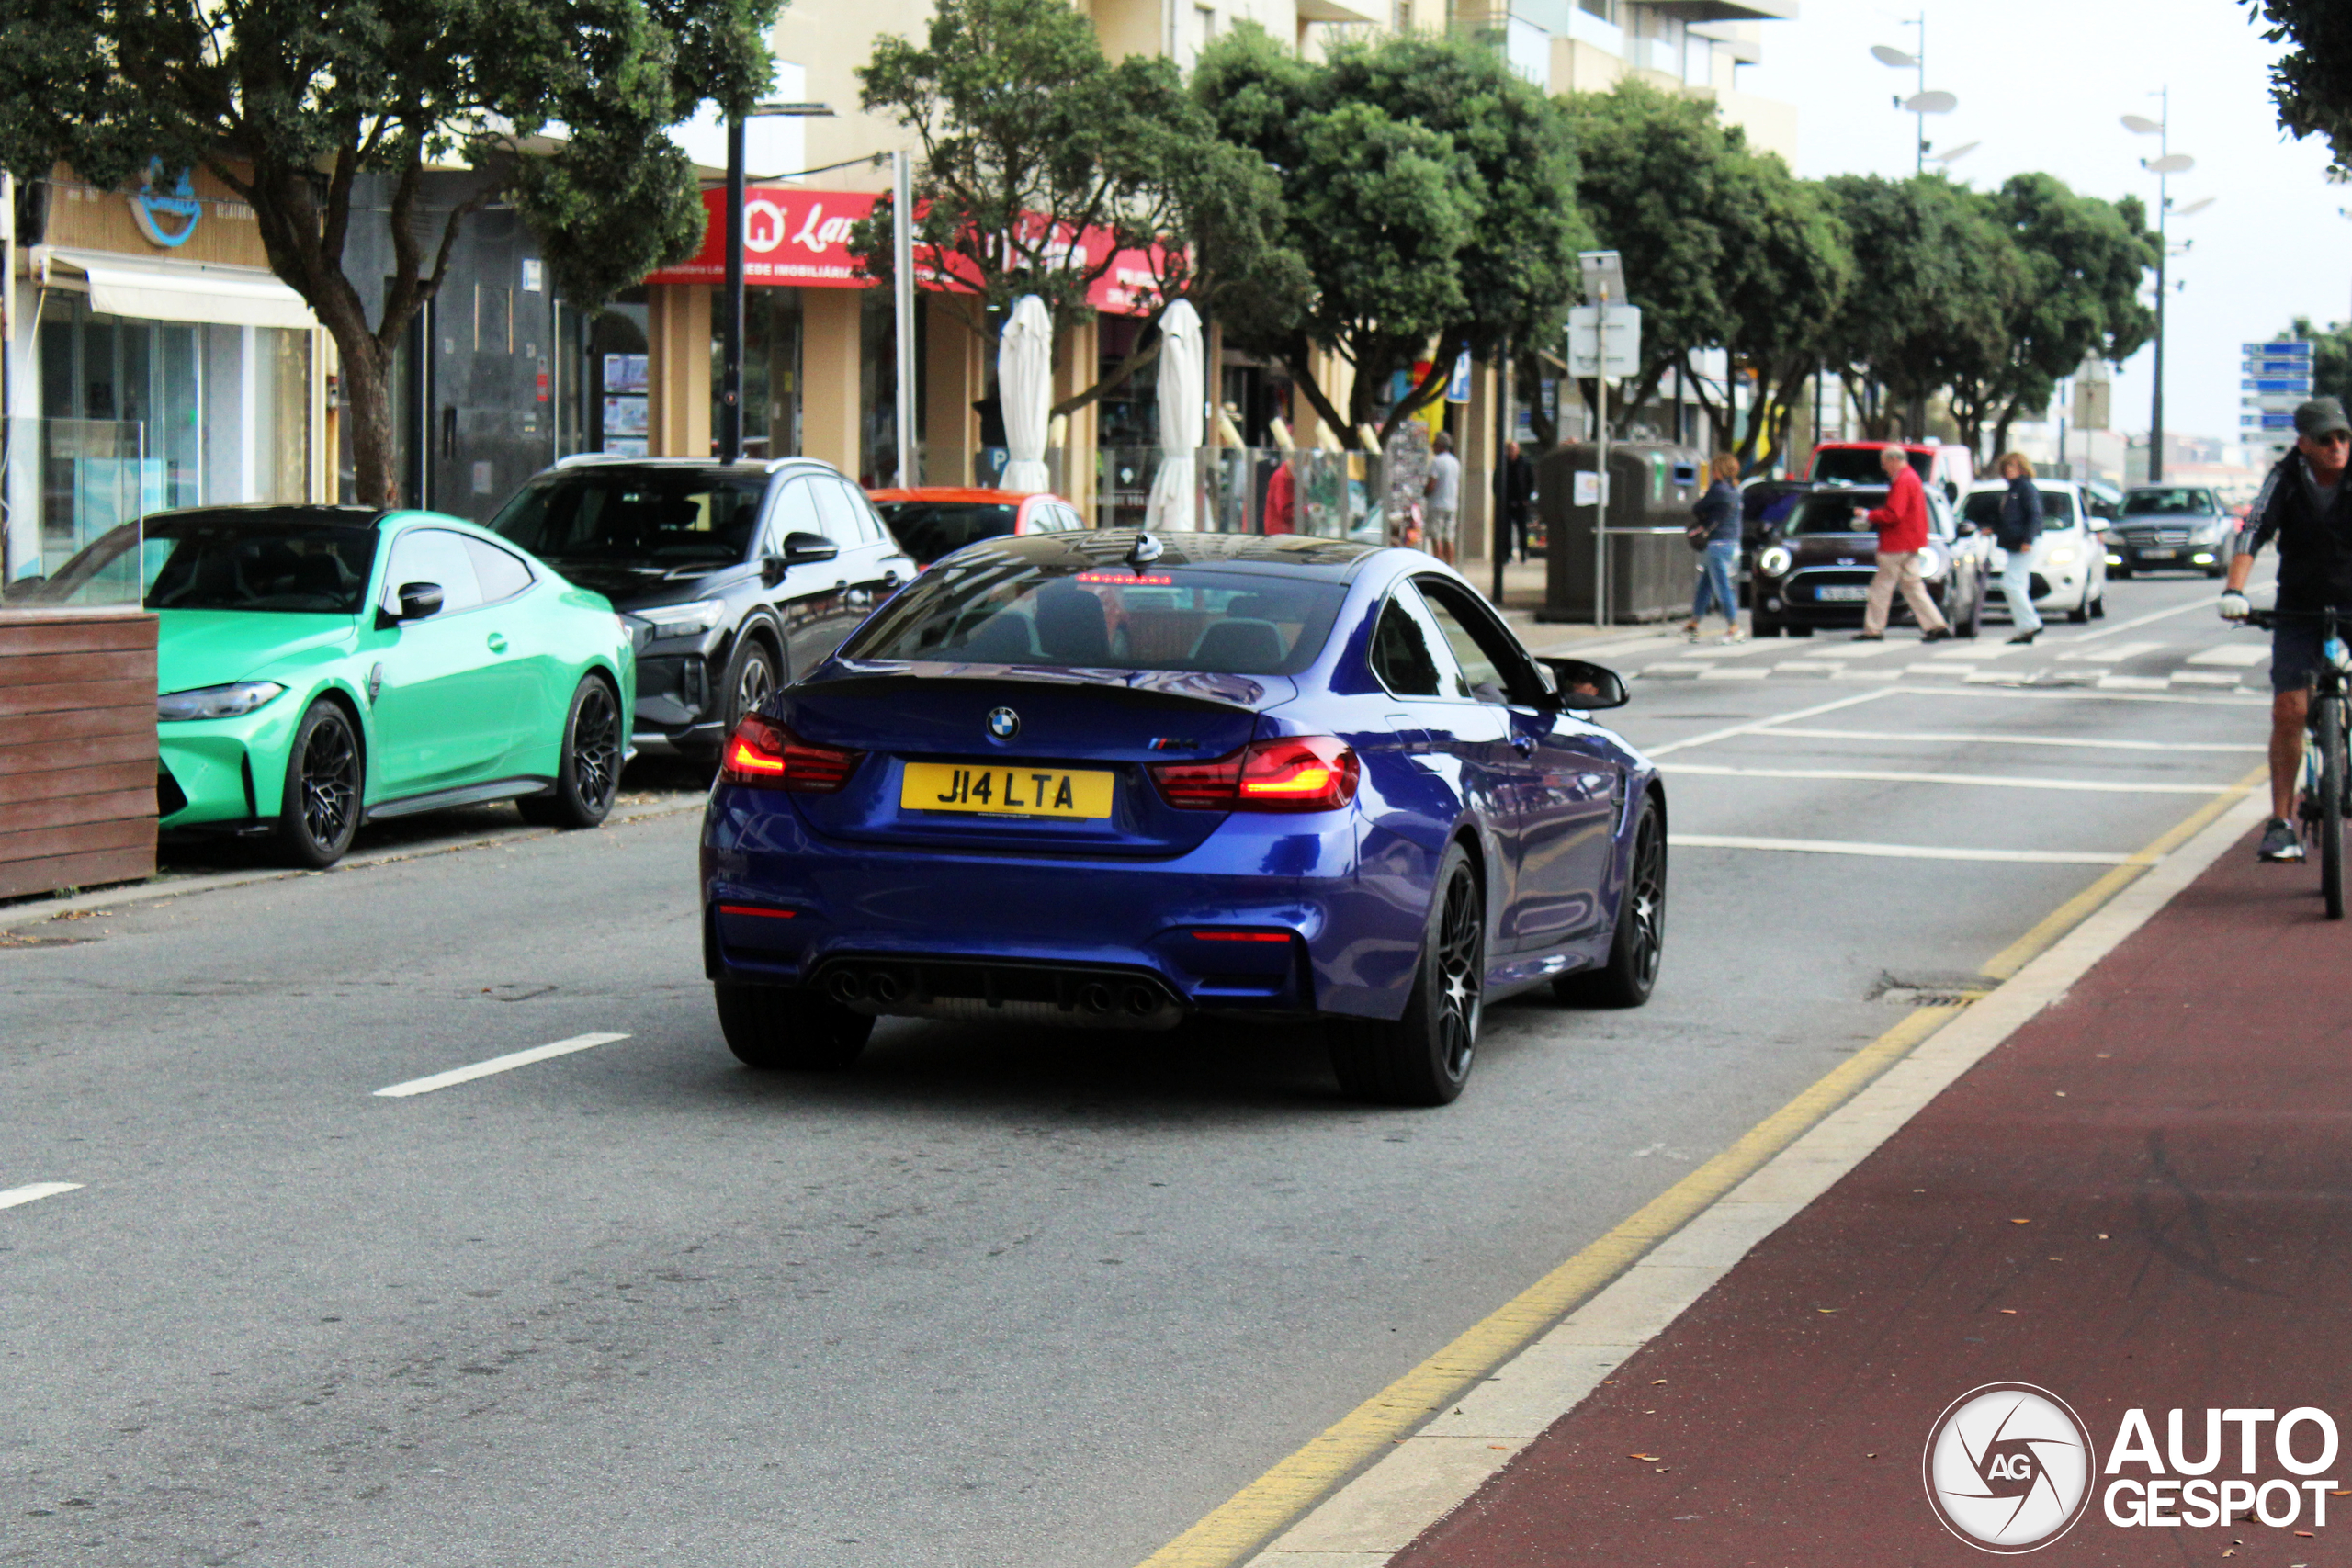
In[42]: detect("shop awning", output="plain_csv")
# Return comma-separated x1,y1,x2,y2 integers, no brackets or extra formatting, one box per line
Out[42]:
41,248,319,331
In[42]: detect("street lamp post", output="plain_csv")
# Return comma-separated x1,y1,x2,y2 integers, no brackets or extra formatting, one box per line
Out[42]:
2123,93,2198,486
718,101,834,464
1870,20,1958,175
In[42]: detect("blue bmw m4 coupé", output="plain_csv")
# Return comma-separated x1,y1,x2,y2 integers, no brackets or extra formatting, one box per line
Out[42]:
699,531,1664,1104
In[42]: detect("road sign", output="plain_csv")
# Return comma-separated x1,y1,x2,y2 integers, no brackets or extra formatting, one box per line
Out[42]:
1444,349,1473,404
2244,394,2313,412
2244,376,2312,394
2241,412,2299,432
1566,304,1640,378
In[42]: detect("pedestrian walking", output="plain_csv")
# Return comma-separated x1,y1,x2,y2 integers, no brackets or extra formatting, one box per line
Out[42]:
1423,431,1463,563
1684,454,1744,641
1263,456,1296,536
1986,451,2044,644
1492,439,1536,562
1851,446,1951,642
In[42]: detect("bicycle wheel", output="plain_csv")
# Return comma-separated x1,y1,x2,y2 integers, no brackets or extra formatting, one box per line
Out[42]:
2321,694,2345,919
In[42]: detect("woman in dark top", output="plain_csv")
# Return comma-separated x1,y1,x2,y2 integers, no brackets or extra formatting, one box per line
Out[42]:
1686,454,1744,640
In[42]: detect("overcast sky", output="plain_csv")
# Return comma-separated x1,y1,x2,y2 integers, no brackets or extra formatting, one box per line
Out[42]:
1744,0,2342,448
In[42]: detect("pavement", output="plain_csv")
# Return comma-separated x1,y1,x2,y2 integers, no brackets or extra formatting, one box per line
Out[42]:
1256,810,2352,1564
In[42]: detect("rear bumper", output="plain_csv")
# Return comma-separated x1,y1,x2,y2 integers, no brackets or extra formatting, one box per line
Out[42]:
700,785,1420,1021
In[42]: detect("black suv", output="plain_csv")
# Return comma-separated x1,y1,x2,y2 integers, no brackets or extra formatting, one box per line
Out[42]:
491,457,914,759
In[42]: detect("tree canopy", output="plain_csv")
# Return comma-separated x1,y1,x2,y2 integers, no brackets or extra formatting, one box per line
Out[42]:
0,0,777,504
1197,24,1587,447
849,0,1307,418
2247,0,2352,173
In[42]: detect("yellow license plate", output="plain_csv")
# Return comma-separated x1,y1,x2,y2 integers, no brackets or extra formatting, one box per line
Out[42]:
900,761,1115,819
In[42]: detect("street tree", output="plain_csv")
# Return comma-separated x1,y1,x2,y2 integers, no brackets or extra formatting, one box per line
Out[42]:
1196,25,1586,449
2245,1,2352,173
1951,175,2156,460
0,0,777,507
1817,174,2025,442
851,0,1309,419
2285,317,2352,406
1697,152,1851,473
1557,81,1739,426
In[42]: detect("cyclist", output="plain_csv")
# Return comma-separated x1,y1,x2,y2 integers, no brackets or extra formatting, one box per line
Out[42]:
2220,396,2352,862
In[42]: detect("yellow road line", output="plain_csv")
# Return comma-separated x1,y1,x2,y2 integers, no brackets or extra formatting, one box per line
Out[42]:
1133,1005,1956,1568
1978,763,2265,981
1136,767,2267,1568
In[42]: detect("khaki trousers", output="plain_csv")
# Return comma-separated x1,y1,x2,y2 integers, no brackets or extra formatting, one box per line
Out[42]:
1864,550,1949,636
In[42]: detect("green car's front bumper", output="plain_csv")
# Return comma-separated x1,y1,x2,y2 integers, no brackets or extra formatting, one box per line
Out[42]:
156,696,306,829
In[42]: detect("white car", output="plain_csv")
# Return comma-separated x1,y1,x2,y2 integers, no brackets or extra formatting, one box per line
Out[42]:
1958,479,2108,624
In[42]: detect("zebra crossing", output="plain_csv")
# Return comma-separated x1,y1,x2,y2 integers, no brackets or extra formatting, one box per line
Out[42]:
1615,628,2278,694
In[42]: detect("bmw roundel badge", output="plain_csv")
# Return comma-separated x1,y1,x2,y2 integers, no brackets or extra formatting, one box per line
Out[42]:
987,706,1021,740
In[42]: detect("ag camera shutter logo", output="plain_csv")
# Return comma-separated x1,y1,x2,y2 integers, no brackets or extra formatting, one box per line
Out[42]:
1923,1382,2094,1552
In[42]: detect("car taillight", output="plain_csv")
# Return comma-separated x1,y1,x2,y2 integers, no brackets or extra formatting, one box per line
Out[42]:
718,713,865,793
1150,736,1359,813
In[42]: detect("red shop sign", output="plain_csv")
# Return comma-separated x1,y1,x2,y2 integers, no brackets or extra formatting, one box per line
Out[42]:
645,186,1168,314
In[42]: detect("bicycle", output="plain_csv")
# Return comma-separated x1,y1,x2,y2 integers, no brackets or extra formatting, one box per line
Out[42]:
2245,606,2352,919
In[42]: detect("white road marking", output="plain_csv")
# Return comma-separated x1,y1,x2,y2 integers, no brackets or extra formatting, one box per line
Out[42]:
1902,664,1975,677
1669,834,2134,865
1757,726,2262,754
2064,595,2223,642
1891,683,2267,707
374,1033,631,1099
1696,666,1771,681
1645,688,1893,758
2169,671,2247,687
0,1182,83,1212
2056,640,2165,663
1633,662,1706,678
2096,674,2173,691
1774,661,1839,673
1664,762,2230,795
2186,644,2271,667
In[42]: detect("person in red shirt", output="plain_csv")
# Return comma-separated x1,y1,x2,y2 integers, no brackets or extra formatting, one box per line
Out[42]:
1263,457,1296,535
1850,446,1952,641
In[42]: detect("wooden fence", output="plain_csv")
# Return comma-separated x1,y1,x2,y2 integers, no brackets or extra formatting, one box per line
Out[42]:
0,610,158,901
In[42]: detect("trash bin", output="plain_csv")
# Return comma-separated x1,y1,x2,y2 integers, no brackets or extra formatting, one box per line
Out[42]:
1537,442,1708,624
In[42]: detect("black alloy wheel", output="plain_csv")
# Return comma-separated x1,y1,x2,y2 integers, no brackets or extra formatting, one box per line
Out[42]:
1329,842,1484,1106
521,676,623,829
726,639,779,732
276,698,362,869
1556,795,1666,1008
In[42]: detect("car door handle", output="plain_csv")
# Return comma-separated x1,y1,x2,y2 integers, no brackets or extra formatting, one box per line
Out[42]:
487,632,508,654
1510,732,1537,756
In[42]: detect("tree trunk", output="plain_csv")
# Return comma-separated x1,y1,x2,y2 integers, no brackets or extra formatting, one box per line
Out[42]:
336,330,398,509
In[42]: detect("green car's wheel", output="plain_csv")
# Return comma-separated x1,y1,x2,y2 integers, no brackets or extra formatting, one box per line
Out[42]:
521,676,622,829
1328,841,1484,1106
715,982,873,1070
276,698,362,869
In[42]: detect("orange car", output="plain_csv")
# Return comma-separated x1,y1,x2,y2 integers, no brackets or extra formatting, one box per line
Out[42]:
865,487,1089,568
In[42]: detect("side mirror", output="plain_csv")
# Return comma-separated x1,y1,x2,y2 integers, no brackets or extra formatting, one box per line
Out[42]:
381,581,444,626
1540,656,1629,711
781,531,838,566
760,553,787,589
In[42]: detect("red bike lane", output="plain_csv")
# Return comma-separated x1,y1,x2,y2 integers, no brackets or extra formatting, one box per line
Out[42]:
1395,828,2352,1565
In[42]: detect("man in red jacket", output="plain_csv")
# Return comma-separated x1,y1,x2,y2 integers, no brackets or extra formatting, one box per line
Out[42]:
1850,446,1952,641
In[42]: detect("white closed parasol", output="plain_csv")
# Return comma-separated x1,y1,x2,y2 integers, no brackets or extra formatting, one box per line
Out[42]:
998,294,1054,493
1144,299,1203,531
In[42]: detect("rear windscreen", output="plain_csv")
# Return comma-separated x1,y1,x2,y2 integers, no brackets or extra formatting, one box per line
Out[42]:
1812,448,1933,485
875,501,1021,564
840,563,1350,675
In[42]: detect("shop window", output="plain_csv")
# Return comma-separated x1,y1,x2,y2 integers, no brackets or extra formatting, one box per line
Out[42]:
738,288,802,460
587,291,650,457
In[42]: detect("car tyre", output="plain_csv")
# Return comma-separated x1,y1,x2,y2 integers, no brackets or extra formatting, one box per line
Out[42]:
520,675,623,829
1328,841,1484,1106
724,637,780,732
275,697,362,869
1555,794,1665,1009
715,982,874,1070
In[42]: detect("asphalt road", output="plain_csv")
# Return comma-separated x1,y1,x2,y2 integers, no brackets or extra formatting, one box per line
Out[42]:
0,567,2276,1568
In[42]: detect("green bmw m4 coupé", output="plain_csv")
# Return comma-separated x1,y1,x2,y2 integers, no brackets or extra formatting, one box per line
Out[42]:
36,504,637,868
